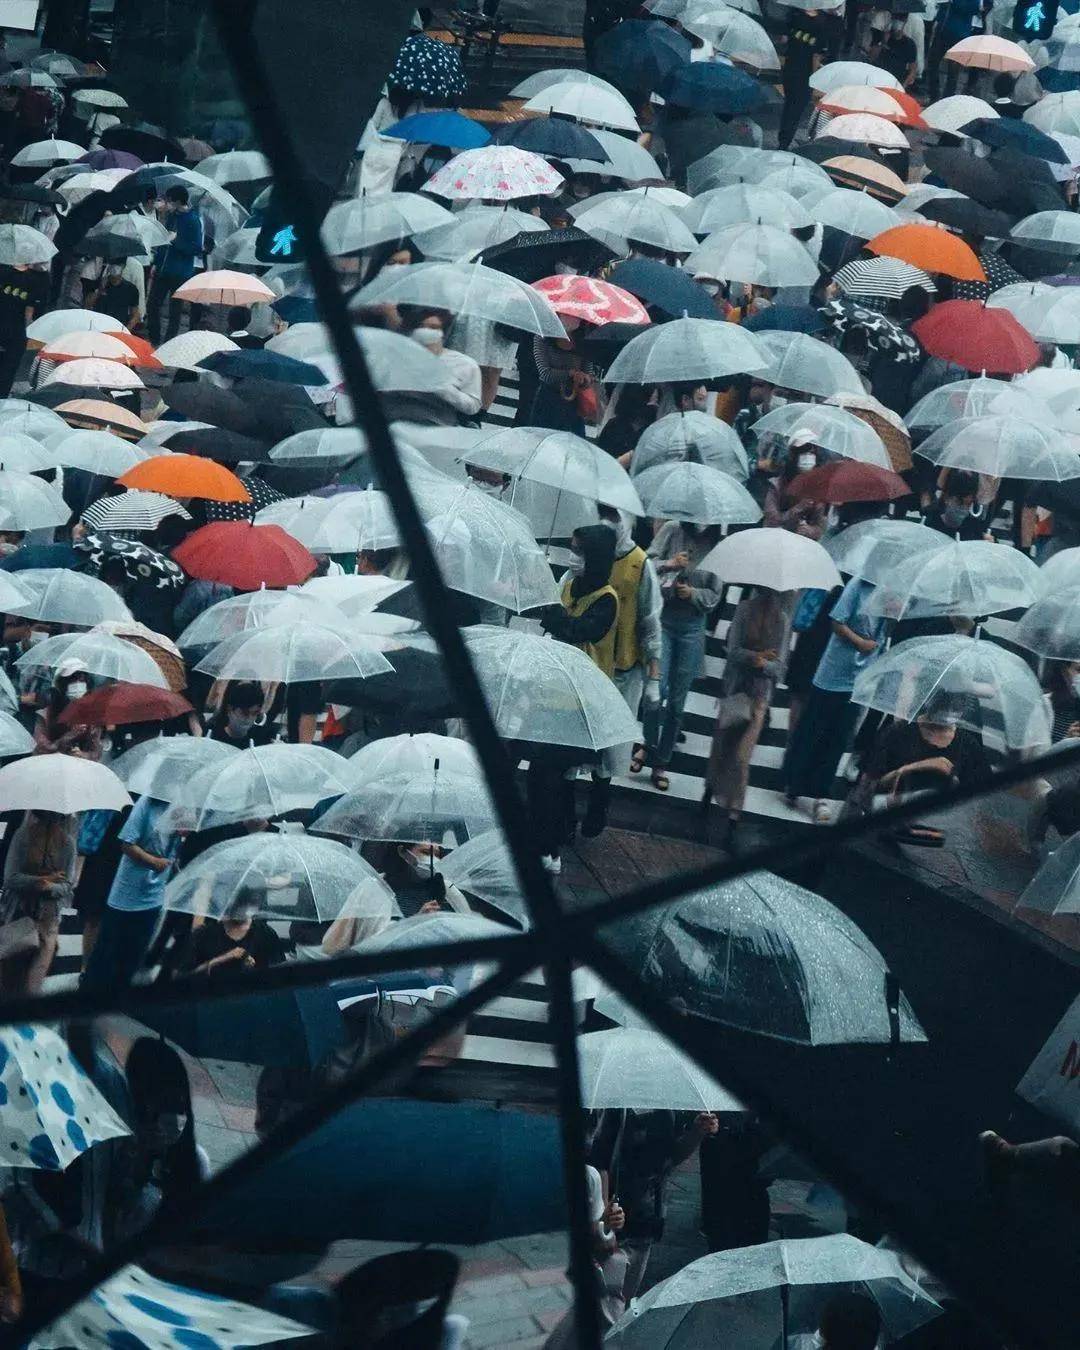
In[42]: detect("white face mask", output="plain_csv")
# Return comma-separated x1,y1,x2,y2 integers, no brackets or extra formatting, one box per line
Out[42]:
65,681,88,701
1070,674,1080,699
398,844,437,878
566,552,586,577
410,326,442,350
25,629,48,647
796,453,817,473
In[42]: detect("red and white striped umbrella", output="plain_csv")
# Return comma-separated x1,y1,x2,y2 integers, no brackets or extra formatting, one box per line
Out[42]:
425,146,563,201
532,275,650,327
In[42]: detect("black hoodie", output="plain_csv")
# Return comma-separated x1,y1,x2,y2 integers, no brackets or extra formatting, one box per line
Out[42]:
542,524,617,647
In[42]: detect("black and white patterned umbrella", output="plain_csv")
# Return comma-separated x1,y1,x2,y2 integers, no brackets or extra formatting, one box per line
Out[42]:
834,256,937,301
204,476,288,522
74,532,187,591
81,491,191,534
819,299,922,364
955,249,1028,302
388,35,467,102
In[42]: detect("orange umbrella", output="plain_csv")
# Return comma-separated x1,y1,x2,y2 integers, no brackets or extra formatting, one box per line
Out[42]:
866,222,986,281
117,454,251,503
882,89,927,130
113,333,164,371
821,155,907,203
57,398,146,440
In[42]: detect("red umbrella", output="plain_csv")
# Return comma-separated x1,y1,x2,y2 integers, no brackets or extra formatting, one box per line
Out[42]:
171,521,317,590
910,300,1040,375
58,682,193,727
532,274,650,327
788,460,909,504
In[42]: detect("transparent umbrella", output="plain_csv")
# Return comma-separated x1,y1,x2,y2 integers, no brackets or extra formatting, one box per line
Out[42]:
176,590,348,648
257,496,359,553
350,327,456,395
751,403,890,467
268,426,368,466
356,912,513,958
0,471,70,530
195,622,392,682
807,187,901,239
682,5,779,71
681,185,811,235
49,430,144,477
1037,545,1080,592
604,316,768,384
1014,584,1080,660
824,518,946,585
866,540,1040,620
914,416,1080,481
1003,288,1080,346
321,193,454,255
435,828,527,927
0,399,68,438
423,485,561,613
631,411,749,480
461,626,641,749
163,833,394,922
574,193,697,255
296,573,410,615
606,1235,943,1349
562,127,663,181
16,631,168,686
0,224,57,266
851,634,1052,749
314,764,496,846
699,529,841,591
461,426,644,514
633,462,761,526
353,261,565,338
904,376,1051,432
1015,833,1080,916
7,569,133,627
109,735,240,803
578,1027,744,1111
319,489,402,552
1011,210,1080,247
167,744,355,831
758,163,835,201
521,80,640,132
414,206,548,261
687,223,819,287
0,573,27,614
599,870,925,1044
755,330,865,398
0,711,34,759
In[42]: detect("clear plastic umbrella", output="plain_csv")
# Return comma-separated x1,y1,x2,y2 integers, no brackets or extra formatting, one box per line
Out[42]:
574,194,697,255
1025,88,1080,136
356,912,513,958
758,163,835,202
317,489,402,552
631,410,749,480
257,496,363,553
414,206,548,261
344,327,456,395
461,626,641,749
687,146,807,196
511,69,627,97
904,376,1051,431
0,754,131,813
681,185,811,235
345,732,478,779
562,127,663,182
521,80,640,132
751,402,890,467
423,485,561,612
167,744,355,831
435,828,526,926
198,149,272,185
0,667,15,716
681,5,779,71
810,60,903,91
268,426,368,466
914,416,1080,481
997,286,1080,346
755,330,865,398
321,193,454,255
604,316,768,384
600,870,925,1043
1014,584,1080,660
195,622,392,682
8,569,133,627
807,187,901,239
699,529,841,591
176,589,348,648
163,832,393,922
0,224,57,266
633,462,761,526
1015,832,1080,916
49,430,144,477
0,399,68,438
1037,544,1080,592
0,711,34,759
578,1027,744,1111
0,432,54,472
606,1235,942,1349
109,735,240,803
461,426,644,514
0,573,27,614
352,260,565,338
1010,210,1080,247
865,540,1041,620
296,573,410,615
921,93,999,133
688,222,819,287
852,633,1051,748
0,471,70,530
824,518,946,585
15,630,168,686
314,764,496,846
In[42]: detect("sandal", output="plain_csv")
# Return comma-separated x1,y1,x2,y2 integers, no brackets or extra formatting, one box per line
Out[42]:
650,769,670,792
629,747,646,775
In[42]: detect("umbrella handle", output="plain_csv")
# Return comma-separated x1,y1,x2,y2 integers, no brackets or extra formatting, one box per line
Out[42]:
781,1280,789,1350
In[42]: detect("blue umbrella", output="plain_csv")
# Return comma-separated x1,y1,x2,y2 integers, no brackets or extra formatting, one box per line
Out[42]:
273,293,318,324
494,115,608,163
205,1100,566,1245
197,349,328,385
743,304,826,334
659,60,775,115
959,116,1070,164
594,19,691,95
385,110,490,149
608,257,716,319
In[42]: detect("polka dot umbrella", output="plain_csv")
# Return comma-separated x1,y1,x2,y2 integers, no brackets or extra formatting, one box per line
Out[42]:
388,33,468,101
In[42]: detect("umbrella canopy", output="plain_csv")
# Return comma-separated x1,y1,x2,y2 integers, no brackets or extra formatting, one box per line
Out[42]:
388,32,467,100
633,461,761,525
172,270,275,307
522,79,640,132
818,112,910,148
166,744,356,831
1026,89,1080,136
961,116,1068,163
866,223,986,280
197,149,271,185
0,753,130,813
810,61,903,92
606,1235,942,1349
579,1026,744,1112
531,273,649,327
15,628,169,687
0,471,70,531
493,115,607,162
153,330,239,370
910,300,1040,374
80,490,191,533
687,222,819,287
700,528,841,591
9,138,84,167
754,330,864,398
946,35,1035,73
321,192,454,255
852,633,1051,748
8,569,132,627
866,540,1041,619
297,572,408,613
833,255,937,302
807,187,900,240
0,711,34,758
992,285,1080,345
176,589,343,647
40,357,143,390
917,196,1013,241
40,331,144,366
824,518,945,591
1015,832,1080,917
460,626,640,750
658,60,775,115
387,109,490,149
631,411,749,480
922,93,999,133
58,682,191,728
817,300,921,366
604,316,767,384
424,146,563,201
0,224,56,266
787,460,908,503
916,415,1080,481
602,871,924,1043
593,18,691,94
434,828,526,926
820,83,922,124
820,154,908,202
463,425,643,514
196,622,391,683
682,184,811,235
118,454,251,502
682,6,778,72
0,399,68,437
354,260,566,338
0,432,52,472
1013,584,1080,660
415,206,548,262
314,760,496,846
77,211,171,261
606,258,716,319
1011,209,1080,248
56,399,145,438
109,734,239,802
164,832,393,922
574,193,698,255
197,348,327,385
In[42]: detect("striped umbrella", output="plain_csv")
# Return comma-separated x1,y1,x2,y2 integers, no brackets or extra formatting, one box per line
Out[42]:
834,256,937,301
81,491,192,534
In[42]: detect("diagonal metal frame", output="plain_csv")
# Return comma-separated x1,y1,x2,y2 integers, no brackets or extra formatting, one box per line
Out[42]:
3,3,1078,1344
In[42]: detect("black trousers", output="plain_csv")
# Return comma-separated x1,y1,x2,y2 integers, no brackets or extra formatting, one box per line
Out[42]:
779,76,812,149
146,272,203,344
0,327,25,398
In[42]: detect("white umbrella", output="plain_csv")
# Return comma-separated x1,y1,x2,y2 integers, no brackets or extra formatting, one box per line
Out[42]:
865,539,1041,619
461,425,643,514
49,430,144,477
922,94,999,133
604,316,768,384
0,224,56,266
314,763,497,845
320,193,454,255
631,410,749,480
197,149,272,185
56,168,132,205
820,112,909,148
15,630,168,686
424,146,563,202
522,80,640,131
807,187,901,239
0,711,34,759
41,357,144,389
352,260,565,338
579,1026,744,1111
511,69,626,98
633,462,761,526
915,415,1080,481
0,754,131,813
70,86,128,109
25,309,127,343
0,471,70,530
682,185,811,236
574,194,698,255
9,138,84,167
751,402,891,468
810,61,903,92
687,222,819,287
8,569,133,627
109,735,240,803
562,127,663,182
0,399,68,437
755,330,865,398
699,528,842,591
153,330,239,369
0,432,53,472
195,622,392,682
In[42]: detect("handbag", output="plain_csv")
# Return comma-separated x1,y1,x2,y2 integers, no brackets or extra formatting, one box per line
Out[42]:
715,692,753,732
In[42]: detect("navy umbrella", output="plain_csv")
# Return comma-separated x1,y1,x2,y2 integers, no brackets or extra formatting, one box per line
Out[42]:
960,117,1069,165
161,382,263,436
608,257,716,319
204,1100,566,1246
659,60,775,115
0,182,62,205
579,320,656,364
272,294,318,324
917,197,1014,239
388,34,467,101
160,426,274,465
594,18,691,95
923,147,1010,208
385,110,489,148
494,115,608,163
198,349,328,386
743,304,826,334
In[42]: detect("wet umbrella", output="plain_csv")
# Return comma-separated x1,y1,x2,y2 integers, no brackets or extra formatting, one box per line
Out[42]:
297,572,408,614
820,154,907,203
788,459,907,504
824,518,947,584
959,116,1066,162
0,431,52,472
196,621,391,684
273,487,402,552
807,187,900,241
425,145,563,202
326,646,456,720
99,121,184,162
833,255,936,302
164,832,393,923
166,744,356,831
386,109,490,150
1010,209,1080,250
354,260,565,337
26,310,128,346
579,1026,744,1112
118,453,251,503
0,224,56,266
916,196,1013,240
8,569,132,627
755,330,864,398
0,471,69,530
811,61,903,93
0,712,33,759
575,193,697,255
15,629,169,687
173,269,274,307
76,211,170,260
175,589,343,647
522,78,639,132
700,529,841,591
593,18,691,94
314,759,497,845
40,331,146,366
414,206,547,262
58,682,191,728
916,415,1080,481
633,462,761,526
1016,832,1080,917
9,138,83,168
683,6,778,72
1014,584,1080,661
605,316,767,384
946,35,1034,74
853,633,1051,748
435,828,525,926
866,541,1041,620
493,115,607,162
687,222,819,287
1027,89,1080,137
0,753,130,813
867,222,985,281
480,226,612,284
462,425,643,514
0,543,80,574
631,411,749,480
922,146,1010,208
659,60,775,115
321,192,453,255
388,32,467,100
562,127,663,181
197,149,271,186
80,491,191,533
817,299,921,365
532,272,649,327
109,734,239,802
606,1235,942,1349
922,92,998,132
742,304,825,334
682,184,810,236
74,146,140,169
197,348,327,385
606,258,716,318
910,299,1039,374
163,427,273,467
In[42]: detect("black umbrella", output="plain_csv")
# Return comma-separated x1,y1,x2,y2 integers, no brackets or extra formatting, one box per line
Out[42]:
160,383,263,436
988,149,1067,215
74,532,186,590
100,122,184,164
325,647,456,719
494,116,608,163
388,34,467,101
28,385,123,409
160,426,273,464
924,147,1011,208
607,257,715,319
960,117,1069,164
817,224,871,275
818,299,922,364
72,233,147,262
954,249,1028,300
579,321,652,368
480,226,613,282
198,349,327,386
231,380,326,439
799,138,889,167
0,182,62,205
916,197,1014,239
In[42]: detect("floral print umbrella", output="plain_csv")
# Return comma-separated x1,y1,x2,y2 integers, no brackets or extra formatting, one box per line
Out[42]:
425,146,563,201
532,274,651,327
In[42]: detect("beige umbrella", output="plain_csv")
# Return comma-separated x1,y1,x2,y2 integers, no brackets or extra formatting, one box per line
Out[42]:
173,270,275,306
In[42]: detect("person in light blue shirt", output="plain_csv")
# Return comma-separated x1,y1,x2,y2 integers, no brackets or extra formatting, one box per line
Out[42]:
81,795,181,992
782,577,887,823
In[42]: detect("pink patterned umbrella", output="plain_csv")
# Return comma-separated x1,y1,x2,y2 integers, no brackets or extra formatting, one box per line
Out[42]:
532,274,651,327
425,146,564,201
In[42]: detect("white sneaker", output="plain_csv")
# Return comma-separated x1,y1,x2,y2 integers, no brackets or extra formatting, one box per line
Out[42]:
541,854,562,874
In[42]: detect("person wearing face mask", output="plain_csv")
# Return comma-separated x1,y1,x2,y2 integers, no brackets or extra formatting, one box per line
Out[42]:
405,313,483,420
762,434,828,540
32,662,102,760
208,682,275,750
923,469,991,541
